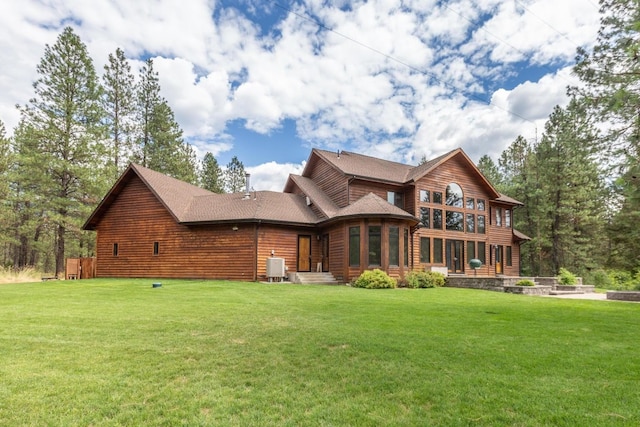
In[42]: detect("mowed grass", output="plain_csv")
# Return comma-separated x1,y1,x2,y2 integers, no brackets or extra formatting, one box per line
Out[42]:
0,280,639,426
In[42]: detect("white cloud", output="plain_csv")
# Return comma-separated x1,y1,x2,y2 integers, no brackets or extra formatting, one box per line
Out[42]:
247,161,305,191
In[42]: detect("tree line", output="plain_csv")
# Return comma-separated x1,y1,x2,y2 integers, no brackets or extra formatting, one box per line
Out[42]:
0,27,247,274
477,0,640,284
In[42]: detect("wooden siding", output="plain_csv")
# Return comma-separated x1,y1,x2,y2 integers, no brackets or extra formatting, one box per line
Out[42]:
307,157,349,207
95,177,256,280
348,180,407,209
256,224,313,279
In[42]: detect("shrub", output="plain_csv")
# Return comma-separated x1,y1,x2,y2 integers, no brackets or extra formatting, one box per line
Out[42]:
585,269,613,289
606,269,635,290
352,269,397,289
557,268,578,286
405,271,446,288
515,279,535,287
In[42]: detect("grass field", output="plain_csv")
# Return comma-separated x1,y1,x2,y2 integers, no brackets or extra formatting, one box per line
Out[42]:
0,279,638,426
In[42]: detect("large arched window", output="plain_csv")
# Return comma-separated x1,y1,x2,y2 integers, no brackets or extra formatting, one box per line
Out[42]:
445,183,463,207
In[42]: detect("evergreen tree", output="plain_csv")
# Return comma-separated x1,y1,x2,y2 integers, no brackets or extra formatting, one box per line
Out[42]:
476,155,503,190
200,152,225,193
0,120,13,264
102,47,136,177
17,27,107,275
135,58,161,167
225,156,246,193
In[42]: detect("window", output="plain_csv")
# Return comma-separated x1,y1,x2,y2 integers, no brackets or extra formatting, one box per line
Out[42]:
477,215,486,234
387,191,404,209
420,237,430,263
505,209,511,227
433,238,443,263
433,209,443,229
420,189,430,203
477,199,485,211
467,241,476,261
506,246,512,267
466,214,475,233
446,183,463,207
466,197,475,210
495,207,503,227
446,211,464,231
433,191,443,204
478,242,486,264
153,241,159,256
404,229,409,267
113,243,119,256
349,227,360,267
368,226,381,266
420,207,430,228
389,227,399,266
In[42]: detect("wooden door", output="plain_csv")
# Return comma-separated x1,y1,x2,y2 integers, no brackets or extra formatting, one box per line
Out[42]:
298,235,311,272
495,245,503,275
446,240,464,273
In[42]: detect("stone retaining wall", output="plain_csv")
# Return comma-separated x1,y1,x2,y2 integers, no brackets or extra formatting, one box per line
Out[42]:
504,285,552,295
606,291,640,302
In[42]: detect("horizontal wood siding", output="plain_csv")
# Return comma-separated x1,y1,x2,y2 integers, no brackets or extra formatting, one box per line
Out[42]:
95,177,256,280
256,224,303,279
308,158,349,207
349,180,406,209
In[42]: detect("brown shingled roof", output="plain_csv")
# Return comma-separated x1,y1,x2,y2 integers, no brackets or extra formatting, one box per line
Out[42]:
329,193,418,224
311,149,412,183
285,174,339,218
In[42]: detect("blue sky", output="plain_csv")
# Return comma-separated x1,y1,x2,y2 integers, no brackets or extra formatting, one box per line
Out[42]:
0,0,600,190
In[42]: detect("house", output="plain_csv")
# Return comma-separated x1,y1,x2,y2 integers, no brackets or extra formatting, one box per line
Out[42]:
83,148,528,282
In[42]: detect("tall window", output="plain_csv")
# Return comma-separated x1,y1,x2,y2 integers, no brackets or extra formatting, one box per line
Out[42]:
389,227,399,266
505,209,511,227
495,207,503,226
113,243,119,256
420,207,430,228
467,241,476,261
478,242,486,264
368,226,381,266
349,227,360,267
506,246,512,266
446,183,463,207
477,199,485,211
433,238,443,263
153,241,159,256
387,192,404,209
404,229,409,267
466,214,475,233
433,209,443,229
446,211,464,231
420,237,430,263
433,192,443,204
420,189,430,202
477,215,486,234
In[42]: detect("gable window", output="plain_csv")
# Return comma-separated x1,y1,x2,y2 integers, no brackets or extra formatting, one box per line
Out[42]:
477,215,486,234
153,241,159,256
495,207,503,227
466,197,475,210
368,226,381,266
446,183,464,207
389,227,400,266
433,238,443,263
433,209,443,229
349,227,360,267
433,191,443,204
466,214,475,233
505,209,511,227
420,189,430,203
446,211,464,231
113,243,119,257
478,242,486,264
404,229,409,267
420,207,430,228
477,199,485,211
387,192,404,209
420,237,430,263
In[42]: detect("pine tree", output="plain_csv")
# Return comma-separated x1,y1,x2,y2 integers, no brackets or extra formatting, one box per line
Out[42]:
0,120,13,264
102,47,136,177
135,58,161,167
17,27,107,275
476,155,503,190
200,152,225,193
225,156,246,193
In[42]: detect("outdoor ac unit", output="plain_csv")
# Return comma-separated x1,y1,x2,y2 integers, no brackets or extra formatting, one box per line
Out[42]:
266,257,285,278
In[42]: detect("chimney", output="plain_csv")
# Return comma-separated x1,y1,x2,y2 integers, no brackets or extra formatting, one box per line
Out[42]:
244,173,251,199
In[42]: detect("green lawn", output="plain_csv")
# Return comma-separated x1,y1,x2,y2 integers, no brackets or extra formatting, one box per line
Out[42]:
0,279,638,426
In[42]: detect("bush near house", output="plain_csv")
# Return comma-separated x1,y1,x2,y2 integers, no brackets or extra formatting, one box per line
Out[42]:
515,279,536,287
403,271,446,288
558,267,578,285
352,269,397,289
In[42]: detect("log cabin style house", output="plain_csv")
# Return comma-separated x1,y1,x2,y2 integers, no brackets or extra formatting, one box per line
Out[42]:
83,148,528,282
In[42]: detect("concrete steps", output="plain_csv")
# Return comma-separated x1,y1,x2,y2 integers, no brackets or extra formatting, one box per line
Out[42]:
291,272,339,285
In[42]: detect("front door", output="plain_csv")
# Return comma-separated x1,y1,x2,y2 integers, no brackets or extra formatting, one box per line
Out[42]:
321,234,330,272
495,245,504,275
298,235,312,272
446,240,464,274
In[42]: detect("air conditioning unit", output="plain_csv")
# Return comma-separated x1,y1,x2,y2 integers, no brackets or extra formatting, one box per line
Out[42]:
266,257,285,281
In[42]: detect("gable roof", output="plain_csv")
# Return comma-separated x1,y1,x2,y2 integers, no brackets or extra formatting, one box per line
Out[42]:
283,174,340,219
329,192,418,224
